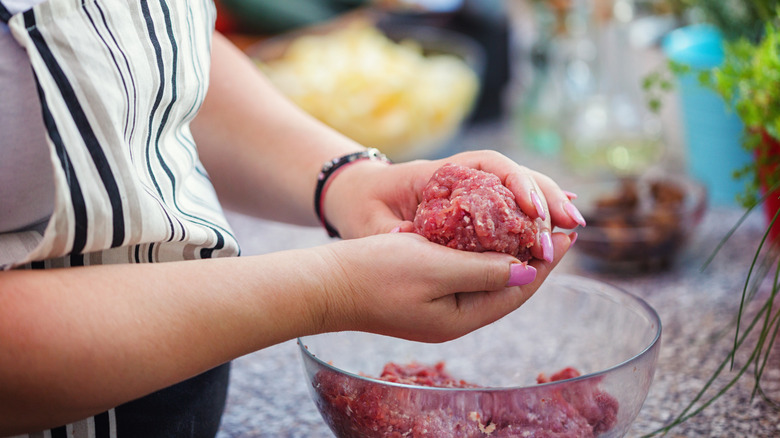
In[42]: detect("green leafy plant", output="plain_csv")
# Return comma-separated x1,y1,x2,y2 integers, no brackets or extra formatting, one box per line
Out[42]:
643,6,780,436
643,198,780,437
699,19,780,208
663,0,779,42
641,61,686,114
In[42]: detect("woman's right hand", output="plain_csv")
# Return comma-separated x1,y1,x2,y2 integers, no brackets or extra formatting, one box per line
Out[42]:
0,228,570,434
309,230,574,343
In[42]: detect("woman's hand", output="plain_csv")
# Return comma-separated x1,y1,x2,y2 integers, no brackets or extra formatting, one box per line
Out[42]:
322,150,586,262
310,230,573,343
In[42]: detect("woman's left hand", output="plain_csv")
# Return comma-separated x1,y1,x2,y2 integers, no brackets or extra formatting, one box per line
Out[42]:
322,150,586,262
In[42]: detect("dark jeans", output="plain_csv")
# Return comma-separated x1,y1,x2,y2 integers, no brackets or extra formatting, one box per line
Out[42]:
50,362,232,438
116,362,231,438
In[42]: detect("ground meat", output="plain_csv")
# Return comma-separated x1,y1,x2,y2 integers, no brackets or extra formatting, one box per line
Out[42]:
537,366,582,384
413,163,537,262
377,361,480,388
312,362,619,437
537,367,618,434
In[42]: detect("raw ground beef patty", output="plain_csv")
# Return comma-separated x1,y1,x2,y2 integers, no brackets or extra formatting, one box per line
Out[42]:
413,163,538,261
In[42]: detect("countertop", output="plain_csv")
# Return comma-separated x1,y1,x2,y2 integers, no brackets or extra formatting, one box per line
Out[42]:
216,123,780,437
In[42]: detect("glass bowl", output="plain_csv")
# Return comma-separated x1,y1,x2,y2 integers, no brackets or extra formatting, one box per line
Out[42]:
574,172,708,271
297,275,661,437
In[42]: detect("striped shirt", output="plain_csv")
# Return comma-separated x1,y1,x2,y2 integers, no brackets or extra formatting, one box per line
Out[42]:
0,0,240,268
1,0,240,436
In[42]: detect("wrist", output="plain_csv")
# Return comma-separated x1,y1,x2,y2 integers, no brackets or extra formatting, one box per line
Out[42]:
314,148,391,238
304,244,360,334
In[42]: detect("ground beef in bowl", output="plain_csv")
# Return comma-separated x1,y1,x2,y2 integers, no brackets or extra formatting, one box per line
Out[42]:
312,361,618,437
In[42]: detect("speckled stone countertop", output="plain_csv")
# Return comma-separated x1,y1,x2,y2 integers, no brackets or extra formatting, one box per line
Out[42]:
216,124,780,437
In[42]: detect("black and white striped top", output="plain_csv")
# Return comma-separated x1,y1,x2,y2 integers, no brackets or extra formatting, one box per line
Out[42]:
1,0,240,435
0,0,239,270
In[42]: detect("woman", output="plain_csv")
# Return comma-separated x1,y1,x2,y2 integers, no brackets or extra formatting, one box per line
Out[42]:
0,0,583,436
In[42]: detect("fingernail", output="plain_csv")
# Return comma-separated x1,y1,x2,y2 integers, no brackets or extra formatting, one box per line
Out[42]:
390,226,401,233
569,231,578,248
563,190,578,200
564,201,587,227
530,190,546,220
507,263,537,287
541,230,554,263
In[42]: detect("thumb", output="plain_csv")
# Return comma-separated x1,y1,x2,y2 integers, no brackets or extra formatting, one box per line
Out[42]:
437,232,573,333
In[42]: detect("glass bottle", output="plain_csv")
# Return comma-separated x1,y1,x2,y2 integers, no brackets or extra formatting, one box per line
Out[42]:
560,0,665,176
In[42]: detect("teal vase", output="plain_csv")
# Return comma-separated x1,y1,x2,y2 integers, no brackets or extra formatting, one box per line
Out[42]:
662,25,751,206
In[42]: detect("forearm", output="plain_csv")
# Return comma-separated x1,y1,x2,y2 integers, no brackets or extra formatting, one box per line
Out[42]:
0,229,572,434
191,32,365,225
0,251,334,434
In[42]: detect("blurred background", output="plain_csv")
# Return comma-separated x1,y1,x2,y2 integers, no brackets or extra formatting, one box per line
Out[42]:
214,4,780,436
212,0,722,176
214,0,778,270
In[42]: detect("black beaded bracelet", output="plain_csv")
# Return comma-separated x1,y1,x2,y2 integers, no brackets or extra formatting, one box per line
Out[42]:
314,148,391,238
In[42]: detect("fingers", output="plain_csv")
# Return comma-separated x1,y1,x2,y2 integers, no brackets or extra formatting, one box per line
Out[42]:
424,246,527,296
525,231,575,286
503,172,551,262
501,167,582,263
506,263,537,287
442,150,585,232
510,168,583,229
330,230,574,343
562,197,587,228
430,231,574,340
473,231,572,303
534,175,586,230
433,230,571,304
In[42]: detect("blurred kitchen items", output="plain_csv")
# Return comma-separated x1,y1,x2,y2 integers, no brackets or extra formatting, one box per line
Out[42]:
510,0,666,175
251,21,482,161
217,0,368,34
559,1,665,176
573,171,707,272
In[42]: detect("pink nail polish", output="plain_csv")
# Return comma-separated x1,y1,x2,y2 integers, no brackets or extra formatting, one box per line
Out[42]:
569,231,578,248
390,226,401,233
531,191,546,220
563,190,578,200
507,263,537,287
564,202,587,227
541,231,554,263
